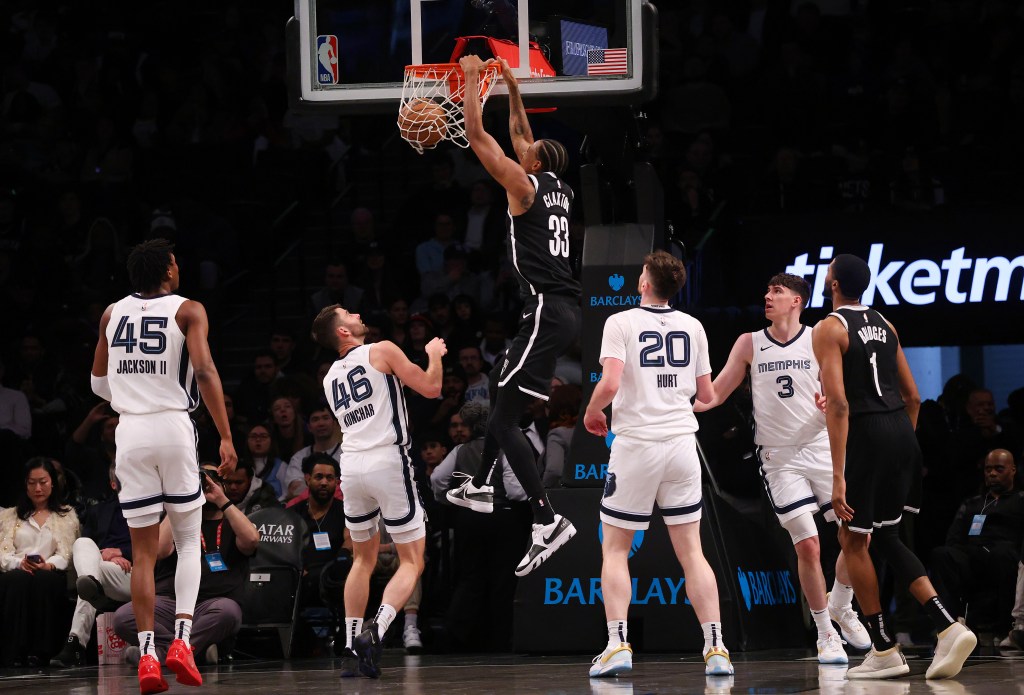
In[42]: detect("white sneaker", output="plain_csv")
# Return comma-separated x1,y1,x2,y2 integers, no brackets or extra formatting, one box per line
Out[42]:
704,675,734,694
403,624,423,654
817,631,848,664
847,645,910,679
446,474,494,513
926,622,977,680
703,647,734,676
817,664,849,695
827,593,872,650
515,514,576,577
589,643,632,678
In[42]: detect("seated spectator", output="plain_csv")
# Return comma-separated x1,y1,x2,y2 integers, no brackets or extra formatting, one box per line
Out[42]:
479,317,511,367
447,411,471,447
0,354,30,441
420,245,486,304
448,294,484,350
415,212,458,276
540,384,582,488
284,402,342,500
233,351,282,425
418,431,449,479
930,449,1024,637
952,389,1023,495
245,424,290,501
291,453,349,654
404,313,435,369
387,298,410,346
63,401,118,502
269,396,311,464
113,462,259,665
269,327,308,376
459,345,490,405
309,261,364,317
222,459,281,516
0,457,80,666
51,464,133,667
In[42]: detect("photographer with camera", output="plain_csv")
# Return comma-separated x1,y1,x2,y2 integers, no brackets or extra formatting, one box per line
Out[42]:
112,462,259,677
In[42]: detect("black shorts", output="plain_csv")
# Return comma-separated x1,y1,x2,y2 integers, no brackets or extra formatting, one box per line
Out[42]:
496,294,580,400
845,410,923,534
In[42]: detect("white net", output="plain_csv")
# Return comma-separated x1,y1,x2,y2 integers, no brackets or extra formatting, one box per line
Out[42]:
398,63,502,154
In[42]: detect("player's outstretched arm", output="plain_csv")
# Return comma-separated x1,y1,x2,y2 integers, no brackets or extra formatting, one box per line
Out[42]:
371,339,446,399
693,333,751,412
584,357,624,438
812,318,853,521
496,57,534,164
180,300,237,476
460,55,535,213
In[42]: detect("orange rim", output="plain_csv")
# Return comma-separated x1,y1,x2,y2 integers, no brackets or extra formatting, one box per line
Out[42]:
404,62,502,103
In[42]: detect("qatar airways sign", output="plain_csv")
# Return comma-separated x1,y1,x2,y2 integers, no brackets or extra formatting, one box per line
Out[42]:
787,244,1024,309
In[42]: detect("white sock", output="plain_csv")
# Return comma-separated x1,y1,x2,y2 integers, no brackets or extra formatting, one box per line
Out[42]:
174,618,193,645
701,622,725,653
405,612,418,630
831,581,854,608
345,617,363,650
138,631,157,658
375,604,398,634
607,620,627,648
811,608,834,639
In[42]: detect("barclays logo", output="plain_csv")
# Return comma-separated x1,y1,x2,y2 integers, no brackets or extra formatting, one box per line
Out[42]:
736,566,798,610
608,273,625,291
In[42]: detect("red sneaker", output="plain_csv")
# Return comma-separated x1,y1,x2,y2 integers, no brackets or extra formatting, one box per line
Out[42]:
138,654,169,694
165,639,203,686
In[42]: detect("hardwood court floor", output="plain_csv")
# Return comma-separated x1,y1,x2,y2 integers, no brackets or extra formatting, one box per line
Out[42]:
1,647,1022,694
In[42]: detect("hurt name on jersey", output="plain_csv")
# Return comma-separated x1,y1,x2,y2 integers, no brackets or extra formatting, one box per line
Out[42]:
115,358,167,375
857,325,888,344
656,374,678,388
756,359,812,373
542,190,571,213
342,402,375,427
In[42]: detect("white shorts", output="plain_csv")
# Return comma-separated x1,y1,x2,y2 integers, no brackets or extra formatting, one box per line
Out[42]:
340,446,425,542
115,411,203,521
756,435,836,525
600,433,702,531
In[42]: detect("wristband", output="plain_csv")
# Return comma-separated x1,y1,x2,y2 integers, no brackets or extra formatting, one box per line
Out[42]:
219,501,234,512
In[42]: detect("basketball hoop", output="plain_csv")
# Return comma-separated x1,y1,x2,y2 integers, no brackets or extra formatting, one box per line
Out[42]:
399,62,502,154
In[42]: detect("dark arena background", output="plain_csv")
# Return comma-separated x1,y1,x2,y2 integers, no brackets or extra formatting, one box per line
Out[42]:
1,1,1023,693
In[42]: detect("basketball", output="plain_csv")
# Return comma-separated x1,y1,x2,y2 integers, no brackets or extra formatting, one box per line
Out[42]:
398,98,448,149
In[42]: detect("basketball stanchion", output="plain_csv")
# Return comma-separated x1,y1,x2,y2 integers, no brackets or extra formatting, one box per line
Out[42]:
398,62,503,154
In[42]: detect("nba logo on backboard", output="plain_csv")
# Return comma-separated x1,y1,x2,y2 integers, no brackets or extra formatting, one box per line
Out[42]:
316,35,339,85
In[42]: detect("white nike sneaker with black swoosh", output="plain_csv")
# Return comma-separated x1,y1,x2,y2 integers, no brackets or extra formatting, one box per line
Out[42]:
515,514,576,576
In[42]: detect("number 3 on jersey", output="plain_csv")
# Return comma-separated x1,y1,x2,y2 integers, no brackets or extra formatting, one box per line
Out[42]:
332,366,373,411
548,214,569,258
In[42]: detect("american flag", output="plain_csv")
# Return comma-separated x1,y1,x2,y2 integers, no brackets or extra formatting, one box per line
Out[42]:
587,48,628,76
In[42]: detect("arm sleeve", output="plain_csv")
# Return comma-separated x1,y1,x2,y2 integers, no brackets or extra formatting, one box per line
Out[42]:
598,315,627,367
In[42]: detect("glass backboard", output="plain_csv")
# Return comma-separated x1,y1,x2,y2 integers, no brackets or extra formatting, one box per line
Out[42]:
287,0,657,112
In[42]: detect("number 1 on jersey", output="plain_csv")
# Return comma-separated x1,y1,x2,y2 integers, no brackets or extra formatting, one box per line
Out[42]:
868,351,882,397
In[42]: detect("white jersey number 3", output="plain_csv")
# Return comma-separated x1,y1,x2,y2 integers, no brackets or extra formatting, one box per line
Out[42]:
548,215,570,257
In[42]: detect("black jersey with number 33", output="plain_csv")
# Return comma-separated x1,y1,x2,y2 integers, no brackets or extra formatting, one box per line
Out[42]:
831,306,906,415
506,172,582,300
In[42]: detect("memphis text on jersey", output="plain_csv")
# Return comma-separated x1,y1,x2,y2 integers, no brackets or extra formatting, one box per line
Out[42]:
756,359,812,374
115,358,168,375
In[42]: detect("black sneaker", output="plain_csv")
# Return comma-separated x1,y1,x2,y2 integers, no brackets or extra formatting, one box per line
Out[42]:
514,514,576,577
445,474,494,513
76,576,107,609
352,622,383,679
338,647,359,678
50,636,85,668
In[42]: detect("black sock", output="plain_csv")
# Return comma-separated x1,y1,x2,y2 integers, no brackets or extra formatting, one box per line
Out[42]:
471,431,500,488
922,596,956,632
529,493,556,526
864,612,895,651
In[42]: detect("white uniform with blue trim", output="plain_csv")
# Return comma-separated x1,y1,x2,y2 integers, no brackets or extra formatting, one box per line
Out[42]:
322,343,424,540
749,326,834,524
106,293,202,521
597,306,712,531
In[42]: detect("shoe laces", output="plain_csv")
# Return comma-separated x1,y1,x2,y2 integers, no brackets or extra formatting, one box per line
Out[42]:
820,632,843,650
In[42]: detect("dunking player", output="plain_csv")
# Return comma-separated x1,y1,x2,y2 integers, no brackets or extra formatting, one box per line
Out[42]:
311,304,445,679
90,239,237,694
813,254,977,680
583,251,733,678
694,273,869,663
447,55,580,576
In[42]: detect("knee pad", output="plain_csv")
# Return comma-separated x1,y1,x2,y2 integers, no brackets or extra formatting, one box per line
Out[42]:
390,524,426,545
126,512,162,529
349,520,379,543
781,512,819,545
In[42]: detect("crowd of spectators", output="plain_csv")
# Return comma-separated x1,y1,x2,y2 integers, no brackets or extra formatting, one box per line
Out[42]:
2,0,1024,666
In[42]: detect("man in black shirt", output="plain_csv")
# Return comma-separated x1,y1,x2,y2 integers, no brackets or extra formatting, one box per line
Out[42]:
450,55,580,577
814,254,976,681
931,449,1024,633
112,463,259,675
222,458,281,515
